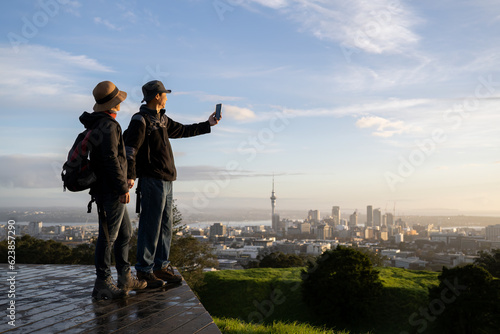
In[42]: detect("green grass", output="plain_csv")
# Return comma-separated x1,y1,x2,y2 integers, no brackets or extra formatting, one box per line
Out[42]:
214,317,350,334
196,267,440,334
197,268,314,324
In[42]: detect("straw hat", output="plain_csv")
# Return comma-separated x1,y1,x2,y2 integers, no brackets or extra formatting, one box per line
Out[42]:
92,81,127,111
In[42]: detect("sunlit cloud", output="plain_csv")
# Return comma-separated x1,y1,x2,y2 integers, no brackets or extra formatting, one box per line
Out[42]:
245,0,422,54
224,105,257,120
355,115,419,137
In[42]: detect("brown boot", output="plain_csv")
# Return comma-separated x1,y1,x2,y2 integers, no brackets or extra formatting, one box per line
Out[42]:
92,276,127,300
153,264,182,284
118,271,147,291
137,271,165,289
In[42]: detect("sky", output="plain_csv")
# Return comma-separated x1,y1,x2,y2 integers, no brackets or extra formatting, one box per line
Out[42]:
0,0,499,218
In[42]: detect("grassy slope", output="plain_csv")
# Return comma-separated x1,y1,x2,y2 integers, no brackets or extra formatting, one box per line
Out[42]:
213,317,349,334
196,267,440,334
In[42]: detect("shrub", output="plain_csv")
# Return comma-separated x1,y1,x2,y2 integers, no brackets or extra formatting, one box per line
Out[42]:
301,246,382,328
428,265,500,334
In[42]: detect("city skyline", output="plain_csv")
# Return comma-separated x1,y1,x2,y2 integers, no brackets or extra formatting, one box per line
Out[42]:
0,1,499,216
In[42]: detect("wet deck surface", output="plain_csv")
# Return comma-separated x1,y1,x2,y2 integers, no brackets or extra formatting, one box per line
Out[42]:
0,264,221,334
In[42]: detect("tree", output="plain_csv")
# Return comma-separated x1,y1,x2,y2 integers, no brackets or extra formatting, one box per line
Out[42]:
70,241,95,265
258,251,306,268
355,247,385,267
474,249,500,278
0,235,73,264
169,202,218,290
301,246,382,327
428,265,500,334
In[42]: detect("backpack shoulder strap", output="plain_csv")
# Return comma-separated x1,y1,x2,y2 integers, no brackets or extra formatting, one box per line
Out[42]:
131,111,154,135
130,111,155,165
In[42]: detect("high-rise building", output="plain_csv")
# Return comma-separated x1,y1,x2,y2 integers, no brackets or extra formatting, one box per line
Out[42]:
386,213,394,226
316,224,332,239
373,208,381,227
332,206,340,225
486,224,500,241
395,233,404,243
210,223,226,237
55,225,65,235
308,210,320,223
272,214,281,232
299,222,311,234
367,205,373,227
349,211,358,227
28,221,42,236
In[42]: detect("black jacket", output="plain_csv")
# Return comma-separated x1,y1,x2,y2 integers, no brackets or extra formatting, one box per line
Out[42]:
124,105,211,181
79,111,129,196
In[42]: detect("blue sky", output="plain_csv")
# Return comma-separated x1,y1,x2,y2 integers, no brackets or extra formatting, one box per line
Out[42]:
1,0,499,217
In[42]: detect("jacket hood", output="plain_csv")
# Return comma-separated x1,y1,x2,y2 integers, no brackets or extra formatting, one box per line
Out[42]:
79,111,111,129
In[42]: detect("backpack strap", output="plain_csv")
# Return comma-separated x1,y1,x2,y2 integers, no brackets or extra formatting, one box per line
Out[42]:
131,111,155,164
130,111,154,215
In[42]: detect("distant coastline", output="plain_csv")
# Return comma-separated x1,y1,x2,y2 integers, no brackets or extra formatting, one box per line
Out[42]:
1,207,499,227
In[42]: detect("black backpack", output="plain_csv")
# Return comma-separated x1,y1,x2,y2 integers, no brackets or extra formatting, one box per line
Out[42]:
61,120,104,192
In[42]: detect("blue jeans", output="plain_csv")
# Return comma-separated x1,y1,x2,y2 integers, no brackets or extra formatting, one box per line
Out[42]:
94,193,132,280
135,177,173,273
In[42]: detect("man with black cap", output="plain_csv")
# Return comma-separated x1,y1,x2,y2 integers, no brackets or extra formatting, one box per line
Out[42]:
80,81,147,299
124,80,219,288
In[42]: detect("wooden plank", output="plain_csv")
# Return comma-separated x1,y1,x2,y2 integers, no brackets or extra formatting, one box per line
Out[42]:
137,305,209,334
63,288,194,333
194,323,223,334
168,312,218,334
0,264,221,334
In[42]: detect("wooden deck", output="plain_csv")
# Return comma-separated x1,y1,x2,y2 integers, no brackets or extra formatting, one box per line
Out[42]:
0,264,221,334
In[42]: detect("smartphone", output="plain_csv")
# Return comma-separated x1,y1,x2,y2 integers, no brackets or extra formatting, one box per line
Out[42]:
215,103,222,120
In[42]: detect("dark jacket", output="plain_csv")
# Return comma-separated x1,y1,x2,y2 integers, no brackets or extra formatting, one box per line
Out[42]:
79,111,129,196
124,105,211,181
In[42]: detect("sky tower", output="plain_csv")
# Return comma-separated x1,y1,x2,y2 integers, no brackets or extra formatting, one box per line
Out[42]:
270,176,282,232
270,176,276,217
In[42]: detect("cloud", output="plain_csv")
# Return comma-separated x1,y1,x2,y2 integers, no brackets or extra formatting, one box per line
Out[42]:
355,115,419,137
177,165,297,181
247,0,288,9
224,105,257,121
275,98,430,119
173,91,243,103
0,44,114,110
0,155,63,189
94,17,122,31
245,0,422,54
219,66,288,79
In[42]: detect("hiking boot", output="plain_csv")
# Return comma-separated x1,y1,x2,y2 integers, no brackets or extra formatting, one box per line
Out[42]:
153,264,182,284
92,276,127,300
137,271,165,289
117,271,148,291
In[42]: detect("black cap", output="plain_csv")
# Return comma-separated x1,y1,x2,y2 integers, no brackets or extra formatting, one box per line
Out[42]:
141,80,171,102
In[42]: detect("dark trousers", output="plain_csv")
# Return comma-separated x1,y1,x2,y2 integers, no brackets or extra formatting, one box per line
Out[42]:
94,193,132,280
135,177,173,273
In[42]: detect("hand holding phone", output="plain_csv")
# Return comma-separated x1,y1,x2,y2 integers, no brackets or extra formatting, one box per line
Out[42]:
215,103,222,121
